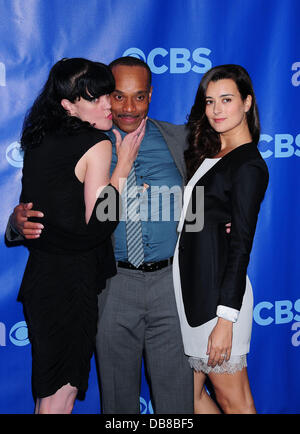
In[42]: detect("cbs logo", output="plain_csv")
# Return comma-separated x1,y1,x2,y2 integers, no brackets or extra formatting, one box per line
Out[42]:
259,134,300,158
6,141,24,168
253,299,300,348
140,396,153,414
0,321,30,347
122,47,212,74
253,299,300,326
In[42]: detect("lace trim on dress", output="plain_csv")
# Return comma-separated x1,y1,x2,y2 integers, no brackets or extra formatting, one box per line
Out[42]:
188,355,247,375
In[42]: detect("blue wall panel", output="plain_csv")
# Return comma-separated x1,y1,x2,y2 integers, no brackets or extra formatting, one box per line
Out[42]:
0,0,299,414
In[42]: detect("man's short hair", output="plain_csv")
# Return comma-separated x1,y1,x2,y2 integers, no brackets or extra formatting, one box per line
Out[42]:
109,56,152,89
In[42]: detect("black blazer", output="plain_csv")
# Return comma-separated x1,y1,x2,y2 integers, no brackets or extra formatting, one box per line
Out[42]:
178,142,269,327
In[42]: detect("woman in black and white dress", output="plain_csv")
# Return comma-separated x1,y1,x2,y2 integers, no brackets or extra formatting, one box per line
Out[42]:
173,65,268,414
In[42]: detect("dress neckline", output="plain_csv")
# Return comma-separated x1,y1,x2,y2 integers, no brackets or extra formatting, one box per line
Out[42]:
209,142,254,160
189,142,254,185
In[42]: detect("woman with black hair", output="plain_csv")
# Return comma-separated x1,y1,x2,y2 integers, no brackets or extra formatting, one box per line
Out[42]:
173,64,268,413
18,58,145,413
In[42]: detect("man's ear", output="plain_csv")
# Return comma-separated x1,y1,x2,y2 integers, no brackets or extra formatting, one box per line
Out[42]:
61,98,75,115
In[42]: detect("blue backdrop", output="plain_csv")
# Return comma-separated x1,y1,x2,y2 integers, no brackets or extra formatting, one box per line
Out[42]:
0,0,299,414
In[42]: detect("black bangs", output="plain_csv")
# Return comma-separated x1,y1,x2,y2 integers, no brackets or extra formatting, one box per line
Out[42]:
21,58,115,150
72,63,115,101
52,58,115,102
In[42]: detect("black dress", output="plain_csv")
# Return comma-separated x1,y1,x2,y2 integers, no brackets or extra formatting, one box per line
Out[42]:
18,128,119,399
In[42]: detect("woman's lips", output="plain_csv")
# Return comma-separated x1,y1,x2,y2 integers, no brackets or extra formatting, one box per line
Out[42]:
213,118,226,123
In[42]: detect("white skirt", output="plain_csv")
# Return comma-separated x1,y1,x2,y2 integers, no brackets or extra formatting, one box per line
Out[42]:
173,158,253,374
173,238,253,374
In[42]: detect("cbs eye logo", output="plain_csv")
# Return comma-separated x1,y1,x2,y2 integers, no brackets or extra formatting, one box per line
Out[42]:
6,141,24,168
123,48,146,62
9,321,29,346
139,396,153,414
122,47,212,74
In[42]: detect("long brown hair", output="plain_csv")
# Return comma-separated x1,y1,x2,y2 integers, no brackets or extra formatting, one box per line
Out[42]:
185,64,260,180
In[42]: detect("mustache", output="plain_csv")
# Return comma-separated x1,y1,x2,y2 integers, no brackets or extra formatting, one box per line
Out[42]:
117,114,140,118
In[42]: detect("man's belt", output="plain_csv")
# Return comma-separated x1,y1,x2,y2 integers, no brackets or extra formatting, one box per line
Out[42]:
117,257,173,272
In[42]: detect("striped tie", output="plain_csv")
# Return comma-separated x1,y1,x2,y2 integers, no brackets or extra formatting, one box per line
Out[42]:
125,166,145,267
